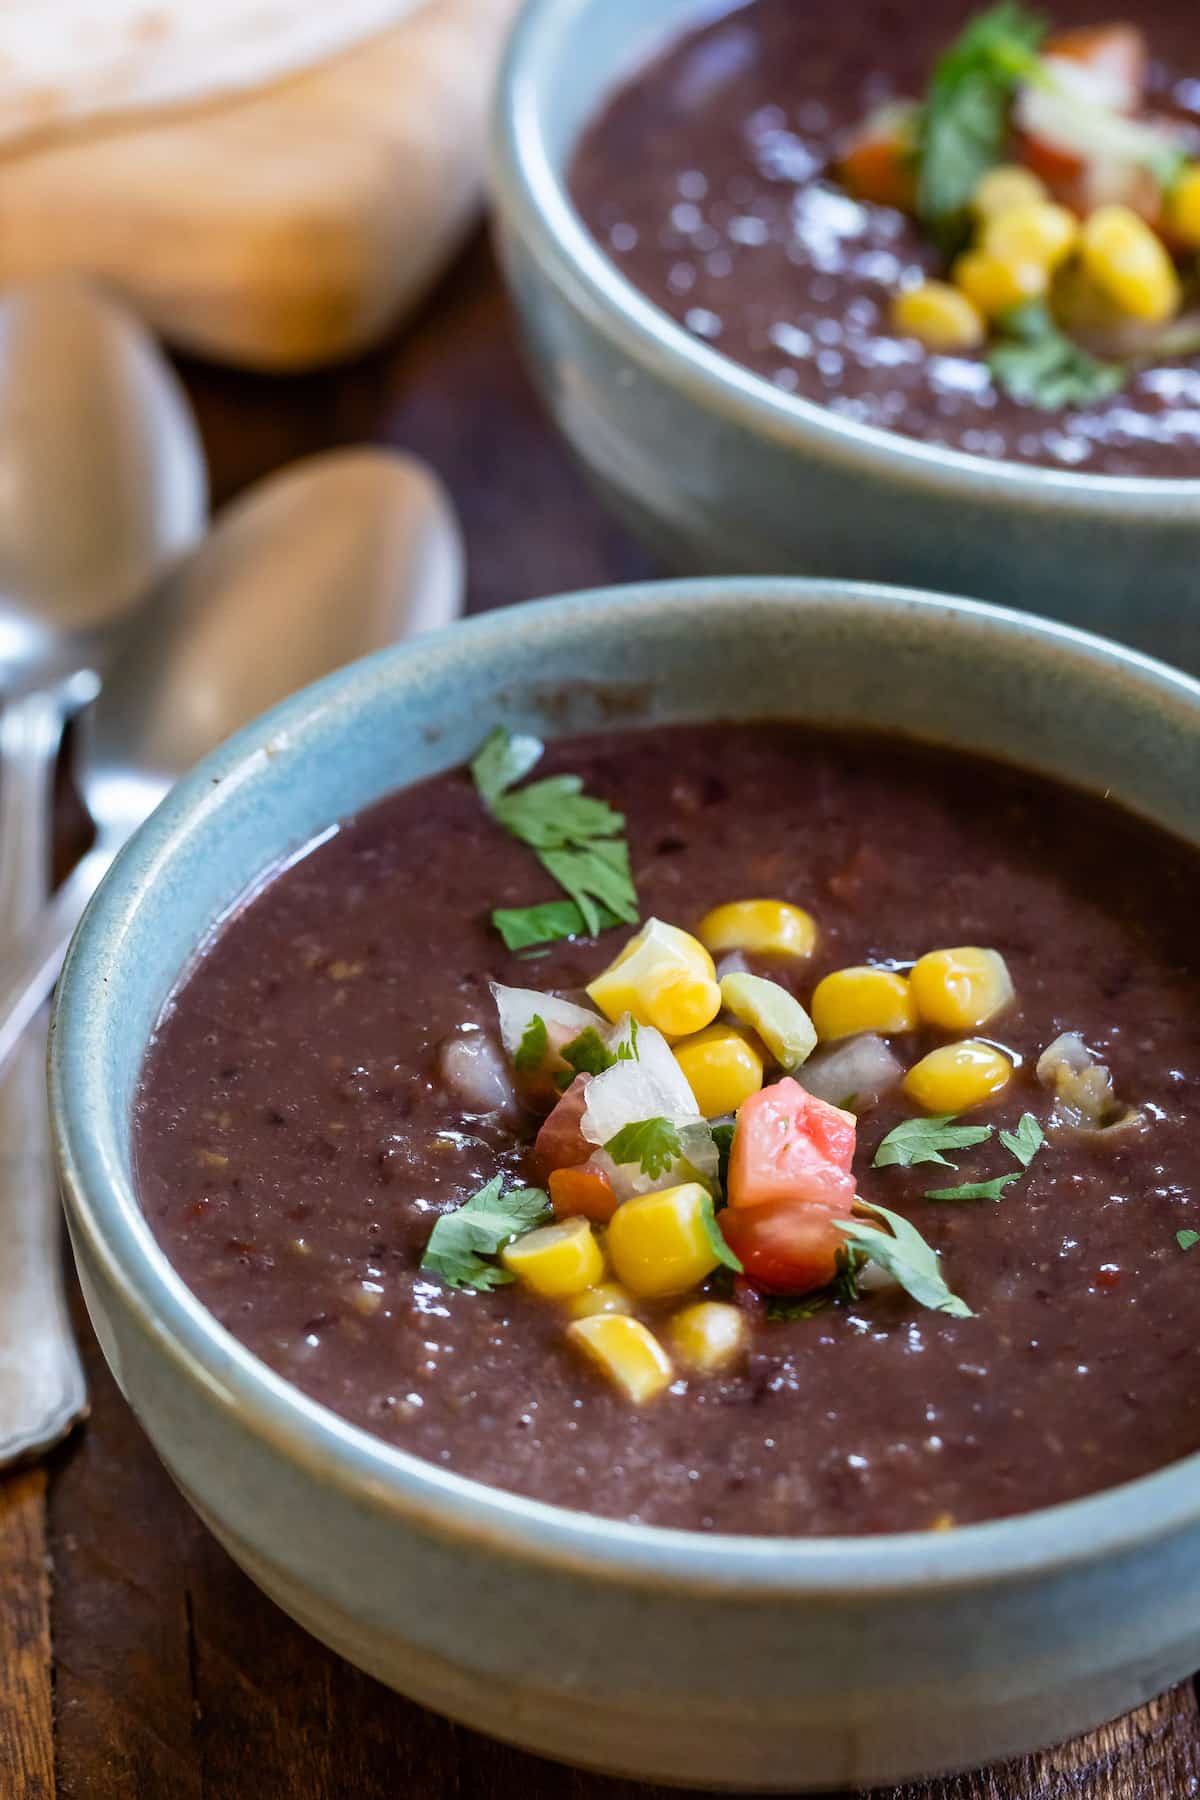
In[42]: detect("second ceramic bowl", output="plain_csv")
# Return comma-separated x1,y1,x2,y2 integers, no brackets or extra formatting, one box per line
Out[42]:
49,578,1200,1790
491,0,1200,672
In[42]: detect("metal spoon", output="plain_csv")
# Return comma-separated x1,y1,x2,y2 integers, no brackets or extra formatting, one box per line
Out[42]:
0,447,465,1086
0,279,208,1464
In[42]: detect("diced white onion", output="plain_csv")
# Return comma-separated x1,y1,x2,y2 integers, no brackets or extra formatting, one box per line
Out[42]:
490,983,602,1063
799,1034,903,1111
437,1029,516,1114
715,951,751,981
1016,59,1177,176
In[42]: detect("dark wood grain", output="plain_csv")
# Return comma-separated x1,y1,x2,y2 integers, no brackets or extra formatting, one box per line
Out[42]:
0,1467,54,1799
32,228,1198,1798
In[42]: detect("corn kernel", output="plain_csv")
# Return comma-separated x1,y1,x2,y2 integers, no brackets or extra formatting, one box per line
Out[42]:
1167,163,1200,249
697,899,818,960
973,163,1048,218
892,281,985,351
565,1281,634,1320
982,201,1078,272
669,1301,748,1374
607,1182,722,1299
1080,205,1181,324
673,1024,763,1118
910,947,1015,1033
952,249,1048,319
587,917,720,1040
500,1216,604,1297
810,967,915,1042
903,1040,1013,1113
719,970,817,1071
566,1313,674,1403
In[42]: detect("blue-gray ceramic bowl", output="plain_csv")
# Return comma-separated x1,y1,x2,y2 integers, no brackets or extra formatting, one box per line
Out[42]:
49,580,1200,1791
491,0,1200,673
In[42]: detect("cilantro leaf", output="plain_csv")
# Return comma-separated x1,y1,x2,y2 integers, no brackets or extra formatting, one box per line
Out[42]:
614,1018,640,1061
538,837,639,937
421,1176,552,1290
916,2,1046,249
999,1112,1045,1168
988,302,1125,410
1178,1229,1199,1252
604,1116,683,1179
711,1121,735,1199
834,1201,973,1317
470,727,544,810
492,899,623,951
493,777,625,850
873,1113,994,1169
513,1014,548,1073
561,1027,616,1079
699,1192,743,1273
926,1173,1020,1202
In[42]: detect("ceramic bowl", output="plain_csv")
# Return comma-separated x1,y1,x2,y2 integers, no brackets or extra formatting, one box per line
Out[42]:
50,579,1200,1792
490,0,1200,674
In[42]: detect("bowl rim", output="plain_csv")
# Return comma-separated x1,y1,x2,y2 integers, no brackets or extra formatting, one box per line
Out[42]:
491,0,1200,514
51,576,1200,1597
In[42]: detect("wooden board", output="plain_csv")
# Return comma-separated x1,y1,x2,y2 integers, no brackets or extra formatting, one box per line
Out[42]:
0,0,518,372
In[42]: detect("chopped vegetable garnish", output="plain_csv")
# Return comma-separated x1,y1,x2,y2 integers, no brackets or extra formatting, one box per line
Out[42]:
698,1193,744,1274
711,1121,735,1196
926,1173,1021,1201
605,1116,685,1181
999,1112,1046,1167
561,1026,619,1079
988,300,1125,408
873,1113,994,1169
421,1176,552,1290
718,970,817,1071
765,1248,864,1319
834,1201,974,1317
472,727,639,945
514,1014,549,1073
915,1,1047,249
1177,1229,1199,1252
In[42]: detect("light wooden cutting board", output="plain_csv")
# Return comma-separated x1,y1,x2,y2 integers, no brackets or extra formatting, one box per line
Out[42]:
0,0,519,371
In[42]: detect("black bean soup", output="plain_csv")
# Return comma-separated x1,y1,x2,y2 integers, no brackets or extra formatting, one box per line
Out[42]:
135,723,1200,1537
569,0,1200,476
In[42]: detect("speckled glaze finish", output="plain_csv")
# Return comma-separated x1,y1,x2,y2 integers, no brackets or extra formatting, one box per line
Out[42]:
490,0,1200,673
49,582,1200,1791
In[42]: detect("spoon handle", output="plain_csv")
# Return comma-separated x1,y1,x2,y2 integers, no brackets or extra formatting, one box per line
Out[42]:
0,692,87,1463
0,841,112,1079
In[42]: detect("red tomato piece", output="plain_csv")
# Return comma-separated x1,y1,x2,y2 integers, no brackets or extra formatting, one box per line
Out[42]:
532,1073,592,1181
727,1078,856,1215
720,1201,846,1295
839,109,918,212
549,1161,618,1224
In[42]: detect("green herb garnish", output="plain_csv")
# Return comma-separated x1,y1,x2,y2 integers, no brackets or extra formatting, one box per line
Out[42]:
699,1194,744,1273
999,1112,1045,1168
711,1121,735,1200
420,1176,552,1291
514,1013,548,1073
1178,1229,1200,1252
926,1172,1020,1202
493,899,624,953
470,729,544,809
561,1026,617,1079
873,1113,994,1169
915,1,1046,250
988,301,1126,410
605,1116,683,1180
834,1201,974,1317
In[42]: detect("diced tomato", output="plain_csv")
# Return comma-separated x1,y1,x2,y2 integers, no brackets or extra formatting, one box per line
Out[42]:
549,1161,618,1224
727,1078,856,1214
532,1073,592,1182
839,108,918,212
1042,24,1147,111
720,1200,846,1295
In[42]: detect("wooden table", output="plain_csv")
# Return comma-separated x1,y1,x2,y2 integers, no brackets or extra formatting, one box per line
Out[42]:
3,232,1199,1800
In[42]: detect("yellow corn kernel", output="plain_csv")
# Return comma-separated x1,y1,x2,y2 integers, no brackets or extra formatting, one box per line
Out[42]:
973,163,1048,219
810,966,915,1042
1080,205,1181,324
982,201,1078,272
952,249,1047,319
719,970,817,1071
1167,163,1200,249
910,947,1015,1033
669,1301,748,1374
565,1281,634,1320
500,1216,604,1298
587,917,719,1040
607,1182,722,1299
903,1040,1013,1113
567,1313,674,1403
697,899,818,960
891,281,985,352
674,1024,763,1118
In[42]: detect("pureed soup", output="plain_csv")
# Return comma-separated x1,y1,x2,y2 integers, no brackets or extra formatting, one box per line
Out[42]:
569,1,1200,476
135,722,1200,1536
